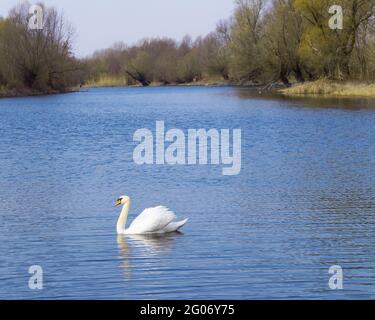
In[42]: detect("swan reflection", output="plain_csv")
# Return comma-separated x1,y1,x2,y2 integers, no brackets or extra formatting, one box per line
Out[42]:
117,232,182,279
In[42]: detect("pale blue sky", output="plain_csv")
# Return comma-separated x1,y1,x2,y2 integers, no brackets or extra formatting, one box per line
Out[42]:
0,0,235,57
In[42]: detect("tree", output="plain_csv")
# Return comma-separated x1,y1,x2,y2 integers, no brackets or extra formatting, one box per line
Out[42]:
0,1,81,92
295,0,375,80
230,0,265,82
261,0,306,84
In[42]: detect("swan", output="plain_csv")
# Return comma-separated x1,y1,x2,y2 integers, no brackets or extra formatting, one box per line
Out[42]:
115,195,188,235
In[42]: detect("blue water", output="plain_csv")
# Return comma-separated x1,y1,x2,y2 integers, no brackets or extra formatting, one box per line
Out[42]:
1,86,375,299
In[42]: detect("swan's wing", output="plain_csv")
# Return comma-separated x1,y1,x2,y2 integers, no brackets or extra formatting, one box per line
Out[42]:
127,206,176,234
160,219,189,233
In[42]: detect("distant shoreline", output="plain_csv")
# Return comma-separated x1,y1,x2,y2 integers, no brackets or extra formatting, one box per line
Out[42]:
82,76,232,89
82,76,286,90
2,80,375,100
0,86,81,99
83,78,375,100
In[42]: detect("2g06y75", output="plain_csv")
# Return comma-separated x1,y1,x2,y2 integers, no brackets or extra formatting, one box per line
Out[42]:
184,304,235,316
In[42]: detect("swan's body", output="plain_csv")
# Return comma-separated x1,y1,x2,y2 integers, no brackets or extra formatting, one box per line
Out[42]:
116,195,188,235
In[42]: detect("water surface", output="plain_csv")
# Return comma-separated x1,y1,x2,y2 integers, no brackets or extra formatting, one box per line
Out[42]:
0,87,375,299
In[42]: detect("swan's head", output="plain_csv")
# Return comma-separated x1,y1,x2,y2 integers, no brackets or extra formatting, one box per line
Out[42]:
115,195,130,206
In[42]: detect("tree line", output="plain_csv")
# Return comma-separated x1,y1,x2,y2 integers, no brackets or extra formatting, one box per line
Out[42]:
1,1,374,94
85,0,375,86
84,29,230,86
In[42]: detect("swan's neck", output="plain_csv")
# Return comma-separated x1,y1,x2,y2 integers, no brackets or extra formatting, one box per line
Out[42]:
117,200,131,234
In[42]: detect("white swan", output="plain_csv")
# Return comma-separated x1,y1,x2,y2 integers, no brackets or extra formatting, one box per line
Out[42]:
115,195,188,235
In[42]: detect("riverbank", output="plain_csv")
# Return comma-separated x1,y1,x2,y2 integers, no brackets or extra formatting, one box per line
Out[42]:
82,75,291,89
4,79,375,100
280,80,375,98
0,86,81,98
82,75,231,88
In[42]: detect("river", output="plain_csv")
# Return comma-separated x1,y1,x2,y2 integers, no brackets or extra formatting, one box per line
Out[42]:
0,86,374,299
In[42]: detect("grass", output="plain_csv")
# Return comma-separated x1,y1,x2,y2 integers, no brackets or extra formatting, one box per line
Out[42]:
83,75,129,88
280,79,375,98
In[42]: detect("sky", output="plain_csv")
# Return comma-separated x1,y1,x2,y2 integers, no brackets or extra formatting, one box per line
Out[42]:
0,0,235,57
